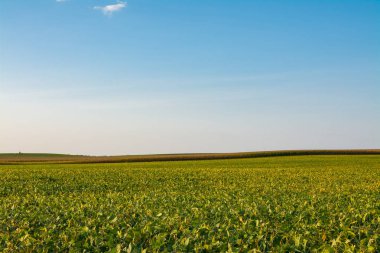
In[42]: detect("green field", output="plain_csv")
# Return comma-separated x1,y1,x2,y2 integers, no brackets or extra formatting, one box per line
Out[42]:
1,155,379,252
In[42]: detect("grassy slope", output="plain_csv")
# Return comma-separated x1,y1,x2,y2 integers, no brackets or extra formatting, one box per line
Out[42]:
0,149,380,164
1,155,379,251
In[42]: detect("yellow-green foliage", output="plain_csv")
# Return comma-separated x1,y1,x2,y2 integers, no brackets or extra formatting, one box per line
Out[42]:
0,155,379,252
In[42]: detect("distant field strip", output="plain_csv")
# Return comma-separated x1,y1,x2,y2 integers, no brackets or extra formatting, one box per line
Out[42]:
0,155,379,252
1,149,379,164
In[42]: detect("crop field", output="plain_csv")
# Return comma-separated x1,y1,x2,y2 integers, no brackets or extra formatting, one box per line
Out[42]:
0,155,379,252
1,149,379,164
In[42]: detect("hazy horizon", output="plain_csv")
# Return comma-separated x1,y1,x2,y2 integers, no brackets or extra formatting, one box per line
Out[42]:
1,0,379,155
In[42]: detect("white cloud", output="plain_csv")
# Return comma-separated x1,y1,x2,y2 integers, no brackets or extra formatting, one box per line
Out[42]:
94,2,127,15
56,0,67,2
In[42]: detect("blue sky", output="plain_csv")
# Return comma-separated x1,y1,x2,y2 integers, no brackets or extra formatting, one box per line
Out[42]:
0,0,379,155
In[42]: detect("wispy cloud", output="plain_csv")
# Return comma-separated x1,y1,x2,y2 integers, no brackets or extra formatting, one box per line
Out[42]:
56,0,67,2
94,2,127,15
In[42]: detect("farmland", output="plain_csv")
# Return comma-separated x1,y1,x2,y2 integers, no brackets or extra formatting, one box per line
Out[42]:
1,149,379,164
0,155,379,252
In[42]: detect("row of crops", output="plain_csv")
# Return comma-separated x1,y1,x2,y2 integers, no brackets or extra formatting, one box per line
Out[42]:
0,155,379,252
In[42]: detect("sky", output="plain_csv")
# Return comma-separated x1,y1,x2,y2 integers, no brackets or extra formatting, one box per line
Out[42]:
0,0,379,155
